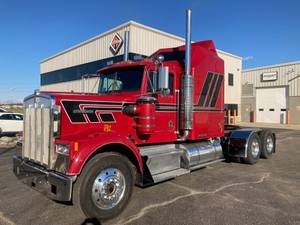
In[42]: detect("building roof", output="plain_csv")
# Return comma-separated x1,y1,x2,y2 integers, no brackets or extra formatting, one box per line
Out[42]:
41,20,242,63
243,60,300,72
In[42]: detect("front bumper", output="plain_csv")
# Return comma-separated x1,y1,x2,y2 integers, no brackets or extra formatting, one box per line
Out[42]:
13,156,75,202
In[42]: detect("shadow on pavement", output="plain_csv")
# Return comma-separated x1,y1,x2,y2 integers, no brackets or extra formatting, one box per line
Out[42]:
81,218,102,225
0,147,15,156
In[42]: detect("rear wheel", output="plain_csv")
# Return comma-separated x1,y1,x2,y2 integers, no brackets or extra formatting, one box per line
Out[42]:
73,152,134,221
259,129,275,158
243,133,261,164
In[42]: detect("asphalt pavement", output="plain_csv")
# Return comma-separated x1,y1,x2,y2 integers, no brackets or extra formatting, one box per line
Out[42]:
0,129,299,225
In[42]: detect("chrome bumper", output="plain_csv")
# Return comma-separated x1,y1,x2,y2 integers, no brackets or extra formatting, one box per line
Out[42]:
13,156,75,202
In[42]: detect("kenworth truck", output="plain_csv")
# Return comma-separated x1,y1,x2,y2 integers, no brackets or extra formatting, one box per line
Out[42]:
13,10,275,220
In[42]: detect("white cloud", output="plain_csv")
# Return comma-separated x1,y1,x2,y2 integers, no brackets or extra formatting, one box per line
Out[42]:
243,56,254,61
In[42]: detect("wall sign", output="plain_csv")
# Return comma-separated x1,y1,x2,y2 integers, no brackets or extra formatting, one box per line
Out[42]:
110,33,123,55
261,71,278,81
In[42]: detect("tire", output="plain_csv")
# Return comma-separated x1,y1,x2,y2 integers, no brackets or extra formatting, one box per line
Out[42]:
243,133,261,165
73,152,134,221
259,129,275,159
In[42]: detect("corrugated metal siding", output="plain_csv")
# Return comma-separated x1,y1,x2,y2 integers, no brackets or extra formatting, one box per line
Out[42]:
242,62,300,97
217,52,242,105
40,25,130,74
129,24,184,56
40,22,186,74
40,21,242,77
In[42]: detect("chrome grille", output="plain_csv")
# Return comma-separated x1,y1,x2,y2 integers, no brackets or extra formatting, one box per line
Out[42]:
22,94,56,168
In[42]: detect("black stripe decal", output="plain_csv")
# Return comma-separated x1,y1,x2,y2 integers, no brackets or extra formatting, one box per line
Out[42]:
157,104,176,107
84,107,100,122
99,113,115,122
61,100,122,123
156,106,177,109
83,107,120,122
198,72,214,106
210,76,223,107
61,101,87,122
156,109,223,112
156,109,177,112
65,101,123,105
204,74,218,107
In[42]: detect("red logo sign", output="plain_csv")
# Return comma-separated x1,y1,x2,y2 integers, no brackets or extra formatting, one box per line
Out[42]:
110,33,123,55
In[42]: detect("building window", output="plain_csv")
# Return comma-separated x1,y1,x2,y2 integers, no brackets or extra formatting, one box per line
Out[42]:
228,73,234,86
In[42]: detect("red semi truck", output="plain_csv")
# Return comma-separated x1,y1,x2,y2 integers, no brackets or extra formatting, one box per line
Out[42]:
13,10,275,220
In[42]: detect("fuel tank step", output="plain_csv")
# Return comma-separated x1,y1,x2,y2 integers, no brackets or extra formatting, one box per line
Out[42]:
152,168,189,183
139,139,224,185
139,144,182,176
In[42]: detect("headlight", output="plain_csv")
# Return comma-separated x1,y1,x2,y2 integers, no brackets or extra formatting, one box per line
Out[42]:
56,144,69,156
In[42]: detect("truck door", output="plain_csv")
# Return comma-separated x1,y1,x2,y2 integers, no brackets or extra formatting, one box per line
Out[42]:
147,67,178,142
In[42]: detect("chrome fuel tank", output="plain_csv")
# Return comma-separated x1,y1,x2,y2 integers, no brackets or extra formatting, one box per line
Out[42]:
180,139,223,169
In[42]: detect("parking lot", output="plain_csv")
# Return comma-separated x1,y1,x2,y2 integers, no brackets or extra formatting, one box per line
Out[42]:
0,128,299,225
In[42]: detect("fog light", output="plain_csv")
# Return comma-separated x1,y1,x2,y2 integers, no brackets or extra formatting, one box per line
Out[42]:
56,144,69,156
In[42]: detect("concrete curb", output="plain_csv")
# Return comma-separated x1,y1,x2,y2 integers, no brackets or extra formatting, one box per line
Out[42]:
238,122,300,130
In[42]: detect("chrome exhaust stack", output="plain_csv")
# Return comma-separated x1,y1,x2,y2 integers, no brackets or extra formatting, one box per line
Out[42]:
123,30,130,61
179,9,194,141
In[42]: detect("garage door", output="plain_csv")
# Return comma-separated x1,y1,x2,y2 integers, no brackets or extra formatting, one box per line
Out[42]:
256,87,287,124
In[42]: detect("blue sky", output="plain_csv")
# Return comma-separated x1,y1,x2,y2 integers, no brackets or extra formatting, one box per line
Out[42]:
0,0,299,102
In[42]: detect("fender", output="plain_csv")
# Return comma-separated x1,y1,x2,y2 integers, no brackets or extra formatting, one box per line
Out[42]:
67,132,143,175
225,128,262,158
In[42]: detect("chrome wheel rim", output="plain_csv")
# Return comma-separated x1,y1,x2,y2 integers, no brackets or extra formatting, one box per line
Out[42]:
251,138,260,158
92,168,126,210
266,136,274,153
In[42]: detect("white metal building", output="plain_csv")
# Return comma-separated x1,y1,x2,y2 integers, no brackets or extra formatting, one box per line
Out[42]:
40,21,242,121
242,61,300,124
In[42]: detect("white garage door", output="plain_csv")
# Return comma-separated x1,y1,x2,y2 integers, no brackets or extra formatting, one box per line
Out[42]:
256,87,287,124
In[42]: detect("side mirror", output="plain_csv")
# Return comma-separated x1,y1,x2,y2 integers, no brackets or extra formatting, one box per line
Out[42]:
158,66,169,95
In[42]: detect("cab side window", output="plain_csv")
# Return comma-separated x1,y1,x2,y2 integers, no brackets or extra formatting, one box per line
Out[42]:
147,72,174,95
168,74,174,95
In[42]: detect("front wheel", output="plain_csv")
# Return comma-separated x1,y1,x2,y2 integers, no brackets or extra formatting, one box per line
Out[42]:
73,152,134,221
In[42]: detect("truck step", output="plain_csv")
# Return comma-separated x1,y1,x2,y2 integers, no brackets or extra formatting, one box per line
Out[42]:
152,168,190,183
139,144,183,176
189,158,225,171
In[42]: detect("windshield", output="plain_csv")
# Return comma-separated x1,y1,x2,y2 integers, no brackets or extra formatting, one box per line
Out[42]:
98,66,144,93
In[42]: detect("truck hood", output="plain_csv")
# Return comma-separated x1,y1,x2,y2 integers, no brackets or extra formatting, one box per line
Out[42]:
38,91,142,126
41,91,140,104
